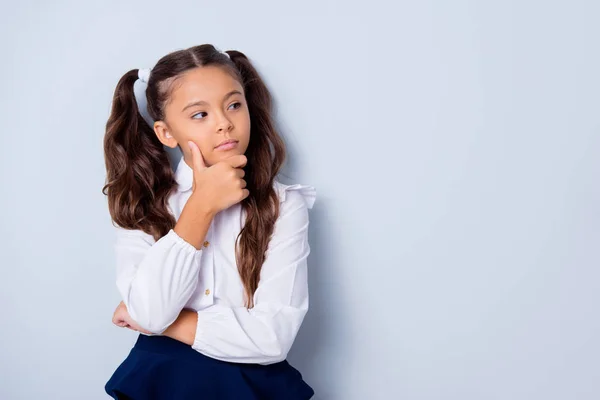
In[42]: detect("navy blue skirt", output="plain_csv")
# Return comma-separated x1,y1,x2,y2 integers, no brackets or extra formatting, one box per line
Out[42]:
105,334,314,399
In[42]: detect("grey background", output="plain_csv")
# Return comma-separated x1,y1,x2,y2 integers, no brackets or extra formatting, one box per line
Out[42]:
1,1,599,399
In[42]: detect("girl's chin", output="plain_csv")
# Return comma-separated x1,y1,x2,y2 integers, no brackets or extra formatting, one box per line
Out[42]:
212,149,242,158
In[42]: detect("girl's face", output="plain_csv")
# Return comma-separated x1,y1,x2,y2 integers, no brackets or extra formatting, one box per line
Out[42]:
153,65,251,167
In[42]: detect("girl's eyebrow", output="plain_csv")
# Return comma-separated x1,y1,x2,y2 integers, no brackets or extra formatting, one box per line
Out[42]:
181,90,243,112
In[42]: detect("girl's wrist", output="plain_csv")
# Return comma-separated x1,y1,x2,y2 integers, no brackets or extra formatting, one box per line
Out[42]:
163,309,198,346
188,192,218,217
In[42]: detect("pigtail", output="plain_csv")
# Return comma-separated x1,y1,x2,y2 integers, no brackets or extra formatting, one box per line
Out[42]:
102,69,176,241
227,51,287,308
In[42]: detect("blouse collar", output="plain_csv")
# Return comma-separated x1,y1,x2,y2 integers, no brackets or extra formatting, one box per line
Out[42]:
174,156,193,192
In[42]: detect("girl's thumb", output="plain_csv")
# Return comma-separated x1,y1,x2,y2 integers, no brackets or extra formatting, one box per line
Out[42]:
188,141,207,170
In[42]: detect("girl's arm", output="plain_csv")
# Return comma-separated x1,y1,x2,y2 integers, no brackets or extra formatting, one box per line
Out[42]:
181,185,316,364
114,193,215,334
162,309,198,345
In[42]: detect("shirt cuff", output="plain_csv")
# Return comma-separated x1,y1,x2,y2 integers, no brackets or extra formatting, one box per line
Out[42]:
165,228,204,253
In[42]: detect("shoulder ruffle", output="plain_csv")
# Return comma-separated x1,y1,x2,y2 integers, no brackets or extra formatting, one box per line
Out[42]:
274,180,317,209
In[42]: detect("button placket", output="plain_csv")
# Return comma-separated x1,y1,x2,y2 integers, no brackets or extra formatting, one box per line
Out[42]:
199,233,214,306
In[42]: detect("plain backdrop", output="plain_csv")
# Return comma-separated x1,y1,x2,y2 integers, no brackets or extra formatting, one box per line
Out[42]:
1,1,599,399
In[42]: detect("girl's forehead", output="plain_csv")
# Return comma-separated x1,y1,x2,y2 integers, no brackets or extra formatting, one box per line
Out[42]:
170,67,242,102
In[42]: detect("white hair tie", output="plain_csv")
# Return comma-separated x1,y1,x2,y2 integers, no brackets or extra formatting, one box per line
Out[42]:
138,68,151,83
215,46,230,59
135,68,154,126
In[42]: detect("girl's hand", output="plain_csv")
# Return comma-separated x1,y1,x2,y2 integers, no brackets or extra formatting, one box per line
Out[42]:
112,301,153,335
188,140,249,213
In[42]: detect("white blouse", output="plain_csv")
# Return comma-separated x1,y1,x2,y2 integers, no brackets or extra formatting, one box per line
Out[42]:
112,156,316,365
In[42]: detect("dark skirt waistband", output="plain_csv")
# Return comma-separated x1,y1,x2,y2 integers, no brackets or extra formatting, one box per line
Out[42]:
105,333,315,399
134,333,237,365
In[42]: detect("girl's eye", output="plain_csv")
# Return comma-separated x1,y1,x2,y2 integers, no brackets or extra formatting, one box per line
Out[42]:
191,103,241,120
191,112,207,120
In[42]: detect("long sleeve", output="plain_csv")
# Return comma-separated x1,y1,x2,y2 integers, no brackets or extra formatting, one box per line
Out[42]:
191,184,316,365
114,227,204,334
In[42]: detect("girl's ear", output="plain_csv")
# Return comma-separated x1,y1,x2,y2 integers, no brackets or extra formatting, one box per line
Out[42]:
153,121,178,148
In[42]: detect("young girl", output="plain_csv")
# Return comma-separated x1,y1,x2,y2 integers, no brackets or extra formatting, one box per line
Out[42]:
102,44,316,399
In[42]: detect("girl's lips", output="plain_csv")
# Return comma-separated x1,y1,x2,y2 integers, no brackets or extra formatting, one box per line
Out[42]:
215,140,238,150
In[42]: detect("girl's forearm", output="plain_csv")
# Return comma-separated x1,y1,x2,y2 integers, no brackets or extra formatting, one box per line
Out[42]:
174,194,216,250
163,309,198,345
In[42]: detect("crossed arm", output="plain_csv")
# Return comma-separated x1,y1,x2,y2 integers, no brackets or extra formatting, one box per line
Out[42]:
111,188,313,364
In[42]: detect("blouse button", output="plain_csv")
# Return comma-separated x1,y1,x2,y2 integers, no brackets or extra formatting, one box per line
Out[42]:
203,241,210,248
205,289,211,296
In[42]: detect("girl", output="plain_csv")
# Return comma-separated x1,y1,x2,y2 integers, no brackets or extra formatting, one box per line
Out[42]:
102,44,316,399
